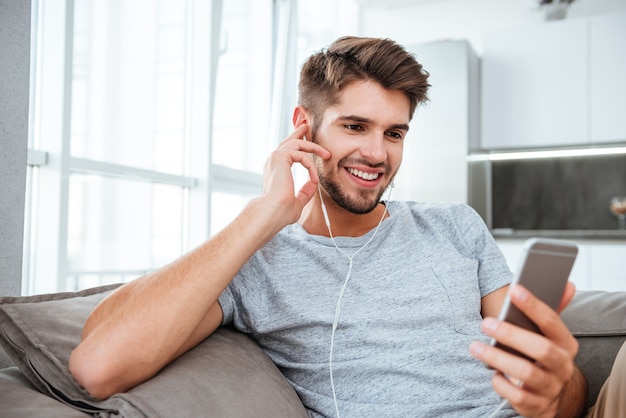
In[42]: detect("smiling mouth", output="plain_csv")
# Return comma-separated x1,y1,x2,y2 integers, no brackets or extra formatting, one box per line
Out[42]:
347,167,381,181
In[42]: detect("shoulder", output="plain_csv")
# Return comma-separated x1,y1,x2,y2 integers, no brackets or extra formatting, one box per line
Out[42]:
248,223,314,265
390,201,482,225
389,201,493,248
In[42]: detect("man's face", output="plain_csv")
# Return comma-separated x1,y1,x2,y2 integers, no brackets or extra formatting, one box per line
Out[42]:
311,80,410,214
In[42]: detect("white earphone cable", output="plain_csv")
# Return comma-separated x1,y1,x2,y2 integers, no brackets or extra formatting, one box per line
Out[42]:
321,184,393,418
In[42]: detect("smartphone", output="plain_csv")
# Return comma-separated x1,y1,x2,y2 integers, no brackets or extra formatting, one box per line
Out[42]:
490,238,578,359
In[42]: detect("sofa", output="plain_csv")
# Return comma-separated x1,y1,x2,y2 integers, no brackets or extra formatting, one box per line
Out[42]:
1,284,625,417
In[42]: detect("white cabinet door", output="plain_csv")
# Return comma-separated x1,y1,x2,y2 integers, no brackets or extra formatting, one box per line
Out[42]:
588,243,626,291
590,12,626,143
482,18,589,149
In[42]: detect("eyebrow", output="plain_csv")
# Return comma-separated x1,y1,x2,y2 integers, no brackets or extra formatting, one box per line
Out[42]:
337,115,410,132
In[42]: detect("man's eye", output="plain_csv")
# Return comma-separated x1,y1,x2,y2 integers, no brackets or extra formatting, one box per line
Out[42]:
387,131,403,140
345,124,362,132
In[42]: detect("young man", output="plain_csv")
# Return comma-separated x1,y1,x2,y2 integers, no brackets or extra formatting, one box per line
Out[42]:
70,37,587,417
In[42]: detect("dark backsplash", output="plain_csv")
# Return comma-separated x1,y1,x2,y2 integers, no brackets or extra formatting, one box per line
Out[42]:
491,155,626,230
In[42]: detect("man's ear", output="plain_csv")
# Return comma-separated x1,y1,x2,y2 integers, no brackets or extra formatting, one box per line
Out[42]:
292,106,309,129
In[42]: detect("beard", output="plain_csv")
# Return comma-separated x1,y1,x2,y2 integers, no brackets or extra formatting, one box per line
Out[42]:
317,157,395,215
309,128,397,215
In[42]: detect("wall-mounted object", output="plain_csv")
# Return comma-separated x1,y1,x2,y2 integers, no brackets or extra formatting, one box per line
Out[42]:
538,0,576,21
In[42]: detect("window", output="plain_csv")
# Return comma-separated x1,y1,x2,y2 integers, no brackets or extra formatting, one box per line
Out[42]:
25,0,273,294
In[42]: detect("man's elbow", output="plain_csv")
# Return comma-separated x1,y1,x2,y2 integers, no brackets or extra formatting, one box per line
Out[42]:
69,345,122,400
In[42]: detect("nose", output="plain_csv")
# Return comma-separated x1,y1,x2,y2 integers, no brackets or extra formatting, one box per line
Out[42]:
360,132,387,163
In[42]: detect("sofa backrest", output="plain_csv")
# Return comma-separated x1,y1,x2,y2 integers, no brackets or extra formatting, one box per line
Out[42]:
561,290,626,411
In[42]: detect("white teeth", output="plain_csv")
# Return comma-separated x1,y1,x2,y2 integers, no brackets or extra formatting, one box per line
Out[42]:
348,168,380,181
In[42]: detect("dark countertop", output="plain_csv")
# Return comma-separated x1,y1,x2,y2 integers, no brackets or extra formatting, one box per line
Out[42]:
491,229,626,241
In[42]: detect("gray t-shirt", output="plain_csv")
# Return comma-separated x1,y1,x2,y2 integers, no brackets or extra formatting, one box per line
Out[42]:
219,201,516,417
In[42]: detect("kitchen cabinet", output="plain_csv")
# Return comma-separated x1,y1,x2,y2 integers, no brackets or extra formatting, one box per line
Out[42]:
393,40,478,204
495,239,626,292
482,18,589,149
590,11,626,143
588,244,626,291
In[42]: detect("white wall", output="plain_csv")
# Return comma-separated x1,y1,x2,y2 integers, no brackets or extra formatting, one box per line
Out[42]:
0,1,31,297
359,0,626,55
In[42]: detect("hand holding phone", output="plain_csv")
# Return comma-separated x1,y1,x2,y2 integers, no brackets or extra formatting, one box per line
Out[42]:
490,238,578,359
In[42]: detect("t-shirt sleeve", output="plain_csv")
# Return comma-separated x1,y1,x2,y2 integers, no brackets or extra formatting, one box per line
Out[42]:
216,259,263,333
453,203,513,297
217,285,235,326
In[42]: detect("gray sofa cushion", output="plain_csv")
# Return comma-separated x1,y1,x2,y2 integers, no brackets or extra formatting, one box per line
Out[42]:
0,284,120,402
0,340,14,369
561,290,626,411
0,284,308,417
0,367,90,417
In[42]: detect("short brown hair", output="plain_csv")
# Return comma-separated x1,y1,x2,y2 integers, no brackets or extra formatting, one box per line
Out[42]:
298,36,430,124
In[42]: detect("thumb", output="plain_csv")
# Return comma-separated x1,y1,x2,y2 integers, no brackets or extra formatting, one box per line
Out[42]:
295,180,318,209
